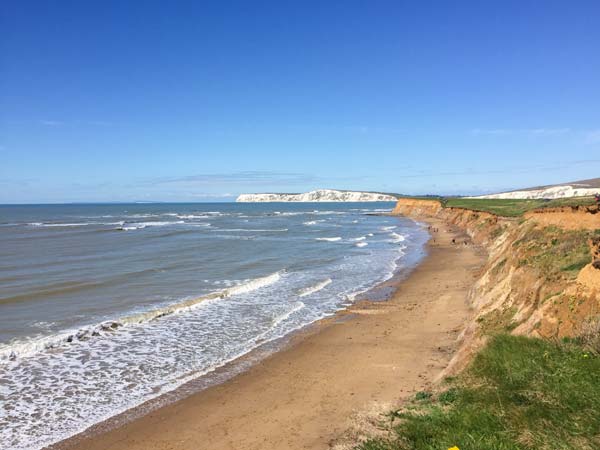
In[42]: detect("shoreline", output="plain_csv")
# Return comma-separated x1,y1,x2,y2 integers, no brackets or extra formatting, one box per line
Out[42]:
45,216,424,449
53,216,486,450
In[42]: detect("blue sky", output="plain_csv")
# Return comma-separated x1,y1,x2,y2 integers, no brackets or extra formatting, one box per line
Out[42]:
1,1,599,203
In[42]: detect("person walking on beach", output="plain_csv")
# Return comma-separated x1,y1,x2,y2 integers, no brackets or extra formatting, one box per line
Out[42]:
595,194,600,207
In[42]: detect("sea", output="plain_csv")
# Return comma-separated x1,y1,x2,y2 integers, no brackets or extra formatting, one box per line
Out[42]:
0,202,428,450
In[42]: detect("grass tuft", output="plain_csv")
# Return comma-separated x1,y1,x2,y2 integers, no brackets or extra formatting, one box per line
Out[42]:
513,227,593,280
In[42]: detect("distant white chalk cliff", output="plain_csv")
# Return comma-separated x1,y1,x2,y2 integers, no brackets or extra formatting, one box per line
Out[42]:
470,185,600,200
236,189,397,202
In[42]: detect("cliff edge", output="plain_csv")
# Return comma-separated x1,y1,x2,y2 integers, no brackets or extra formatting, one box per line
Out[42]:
392,197,600,374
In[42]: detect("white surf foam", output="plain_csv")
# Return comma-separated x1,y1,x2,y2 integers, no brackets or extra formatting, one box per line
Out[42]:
253,302,306,342
273,211,305,216
226,272,282,296
316,237,342,242
390,232,406,243
28,222,91,227
118,221,185,231
313,210,345,215
0,271,284,362
298,279,332,297
176,214,212,219
212,228,288,232
0,288,306,450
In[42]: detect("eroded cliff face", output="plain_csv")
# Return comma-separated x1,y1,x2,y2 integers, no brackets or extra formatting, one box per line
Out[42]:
392,198,600,374
391,198,442,216
523,205,599,230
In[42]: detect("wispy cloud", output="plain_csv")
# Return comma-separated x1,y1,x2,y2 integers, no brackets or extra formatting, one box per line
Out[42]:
151,171,321,187
38,120,113,127
470,128,572,136
40,120,64,126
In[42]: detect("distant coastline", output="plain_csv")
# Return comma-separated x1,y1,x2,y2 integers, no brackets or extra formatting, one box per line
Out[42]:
236,189,398,202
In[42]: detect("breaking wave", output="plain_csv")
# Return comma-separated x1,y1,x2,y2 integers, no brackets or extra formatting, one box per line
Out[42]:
389,232,406,243
298,279,332,297
0,271,283,362
117,221,185,231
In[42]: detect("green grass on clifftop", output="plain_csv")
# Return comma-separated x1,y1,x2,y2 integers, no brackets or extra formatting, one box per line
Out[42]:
442,198,546,217
441,196,596,217
358,334,600,450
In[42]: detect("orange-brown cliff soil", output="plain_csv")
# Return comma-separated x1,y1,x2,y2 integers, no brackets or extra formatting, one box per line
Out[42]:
524,204,599,230
392,197,600,375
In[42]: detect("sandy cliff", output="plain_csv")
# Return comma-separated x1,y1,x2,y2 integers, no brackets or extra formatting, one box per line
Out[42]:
391,198,442,216
392,198,600,374
523,204,600,230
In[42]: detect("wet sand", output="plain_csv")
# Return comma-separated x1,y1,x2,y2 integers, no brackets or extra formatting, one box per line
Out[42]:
57,217,485,450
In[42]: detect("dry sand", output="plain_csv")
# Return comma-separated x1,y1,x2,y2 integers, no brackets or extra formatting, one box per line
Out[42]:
57,217,485,450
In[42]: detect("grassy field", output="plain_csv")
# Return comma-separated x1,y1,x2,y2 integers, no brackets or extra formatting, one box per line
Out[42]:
442,198,545,217
538,196,597,209
357,334,600,450
441,196,596,217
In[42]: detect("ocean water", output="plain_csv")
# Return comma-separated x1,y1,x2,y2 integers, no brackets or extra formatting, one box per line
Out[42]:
0,202,428,450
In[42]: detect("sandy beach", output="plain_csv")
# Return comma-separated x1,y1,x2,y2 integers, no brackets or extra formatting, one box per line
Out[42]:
56,217,485,450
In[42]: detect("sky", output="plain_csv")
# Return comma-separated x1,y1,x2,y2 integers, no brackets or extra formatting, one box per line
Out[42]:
1,1,599,203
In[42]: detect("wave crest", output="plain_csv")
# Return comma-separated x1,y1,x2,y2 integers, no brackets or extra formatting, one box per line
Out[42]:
298,279,332,297
0,271,283,362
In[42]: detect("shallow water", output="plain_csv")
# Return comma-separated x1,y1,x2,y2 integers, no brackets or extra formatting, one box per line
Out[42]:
0,202,428,450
